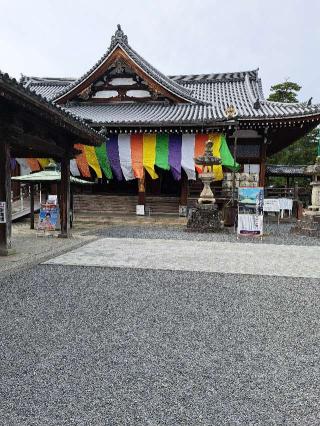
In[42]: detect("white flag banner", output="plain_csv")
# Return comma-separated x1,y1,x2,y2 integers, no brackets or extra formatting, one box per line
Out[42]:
16,158,31,175
181,134,196,180
118,134,135,180
70,159,80,176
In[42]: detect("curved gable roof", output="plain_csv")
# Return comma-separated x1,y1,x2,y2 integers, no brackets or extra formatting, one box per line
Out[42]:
53,25,200,105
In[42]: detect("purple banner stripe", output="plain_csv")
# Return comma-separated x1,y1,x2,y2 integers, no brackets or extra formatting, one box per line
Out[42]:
106,135,123,181
168,134,182,181
10,158,17,171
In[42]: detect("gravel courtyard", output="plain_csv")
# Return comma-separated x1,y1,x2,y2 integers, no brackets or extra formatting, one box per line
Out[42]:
1,225,320,425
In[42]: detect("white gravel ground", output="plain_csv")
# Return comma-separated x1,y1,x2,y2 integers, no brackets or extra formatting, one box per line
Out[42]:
91,223,320,246
1,265,320,425
46,237,320,278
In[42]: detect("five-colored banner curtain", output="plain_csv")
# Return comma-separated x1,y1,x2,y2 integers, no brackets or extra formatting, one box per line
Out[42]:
20,133,238,182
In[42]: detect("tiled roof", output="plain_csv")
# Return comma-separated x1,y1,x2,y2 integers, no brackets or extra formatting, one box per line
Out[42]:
20,25,320,125
53,25,198,104
266,164,308,176
22,74,320,124
62,103,222,125
1,72,104,144
21,76,74,101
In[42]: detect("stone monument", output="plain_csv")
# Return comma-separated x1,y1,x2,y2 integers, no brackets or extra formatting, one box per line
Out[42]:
291,152,320,237
305,156,320,213
187,139,224,232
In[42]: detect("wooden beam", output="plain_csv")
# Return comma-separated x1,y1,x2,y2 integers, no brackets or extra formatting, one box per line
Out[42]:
4,132,66,158
0,142,14,255
59,156,70,238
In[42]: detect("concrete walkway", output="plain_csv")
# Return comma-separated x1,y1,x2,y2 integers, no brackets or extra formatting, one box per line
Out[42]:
46,237,320,278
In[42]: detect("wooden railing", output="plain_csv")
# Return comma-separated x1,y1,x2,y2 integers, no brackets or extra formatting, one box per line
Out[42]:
11,184,41,219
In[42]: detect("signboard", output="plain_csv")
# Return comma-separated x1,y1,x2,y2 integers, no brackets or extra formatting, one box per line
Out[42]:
238,187,264,236
136,204,145,216
0,202,6,223
179,205,188,217
38,204,60,231
47,195,58,205
263,198,280,212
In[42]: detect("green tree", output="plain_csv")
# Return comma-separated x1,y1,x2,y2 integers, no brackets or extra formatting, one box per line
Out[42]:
267,80,317,167
268,81,301,103
268,128,318,166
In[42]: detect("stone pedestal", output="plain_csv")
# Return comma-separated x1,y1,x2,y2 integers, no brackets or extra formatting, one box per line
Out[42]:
187,203,224,233
309,181,320,212
291,213,320,238
198,173,215,204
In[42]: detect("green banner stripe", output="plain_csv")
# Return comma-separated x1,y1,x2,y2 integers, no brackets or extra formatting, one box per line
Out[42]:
95,142,113,179
155,134,170,170
220,135,240,171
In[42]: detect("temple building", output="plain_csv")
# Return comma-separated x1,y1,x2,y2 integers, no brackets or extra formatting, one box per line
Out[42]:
20,25,320,215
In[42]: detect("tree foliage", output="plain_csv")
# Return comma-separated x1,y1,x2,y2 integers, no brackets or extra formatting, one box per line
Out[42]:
268,128,318,166
267,80,318,168
268,81,301,103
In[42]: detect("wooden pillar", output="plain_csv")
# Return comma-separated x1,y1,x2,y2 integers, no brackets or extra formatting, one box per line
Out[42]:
138,170,146,205
0,142,14,255
30,183,35,230
259,143,267,187
180,171,188,206
59,156,70,238
70,190,74,229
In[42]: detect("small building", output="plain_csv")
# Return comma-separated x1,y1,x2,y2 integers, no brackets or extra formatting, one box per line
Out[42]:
0,71,104,254
21,25,320,214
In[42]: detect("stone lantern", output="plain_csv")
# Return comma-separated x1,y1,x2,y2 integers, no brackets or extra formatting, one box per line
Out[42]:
291,154,320,237
187,139,224,232
304,156,320,213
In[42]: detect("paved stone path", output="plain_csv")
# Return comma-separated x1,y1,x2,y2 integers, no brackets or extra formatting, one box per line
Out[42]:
46,237,320,278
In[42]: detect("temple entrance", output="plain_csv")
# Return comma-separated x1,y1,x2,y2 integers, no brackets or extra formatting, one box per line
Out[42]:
74,169,183,216
146,168,180,197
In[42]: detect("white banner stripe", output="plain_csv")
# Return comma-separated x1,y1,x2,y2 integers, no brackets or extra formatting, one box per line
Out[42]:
181,134,196,180
118,135,135,181
16,158,31,175
70,159,81,177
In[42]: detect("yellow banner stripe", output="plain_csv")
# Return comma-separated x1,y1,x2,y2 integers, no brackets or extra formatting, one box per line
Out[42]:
210,133,224,181
143,134,158,179
84,145,102,179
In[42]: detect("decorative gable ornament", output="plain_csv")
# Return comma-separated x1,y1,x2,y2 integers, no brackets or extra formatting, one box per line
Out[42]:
110,24,128,49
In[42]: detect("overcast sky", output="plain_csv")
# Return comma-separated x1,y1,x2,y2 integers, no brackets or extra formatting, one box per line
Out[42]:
1,0,319,102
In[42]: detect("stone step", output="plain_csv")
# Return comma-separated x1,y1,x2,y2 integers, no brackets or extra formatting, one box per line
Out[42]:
74,194,182,215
